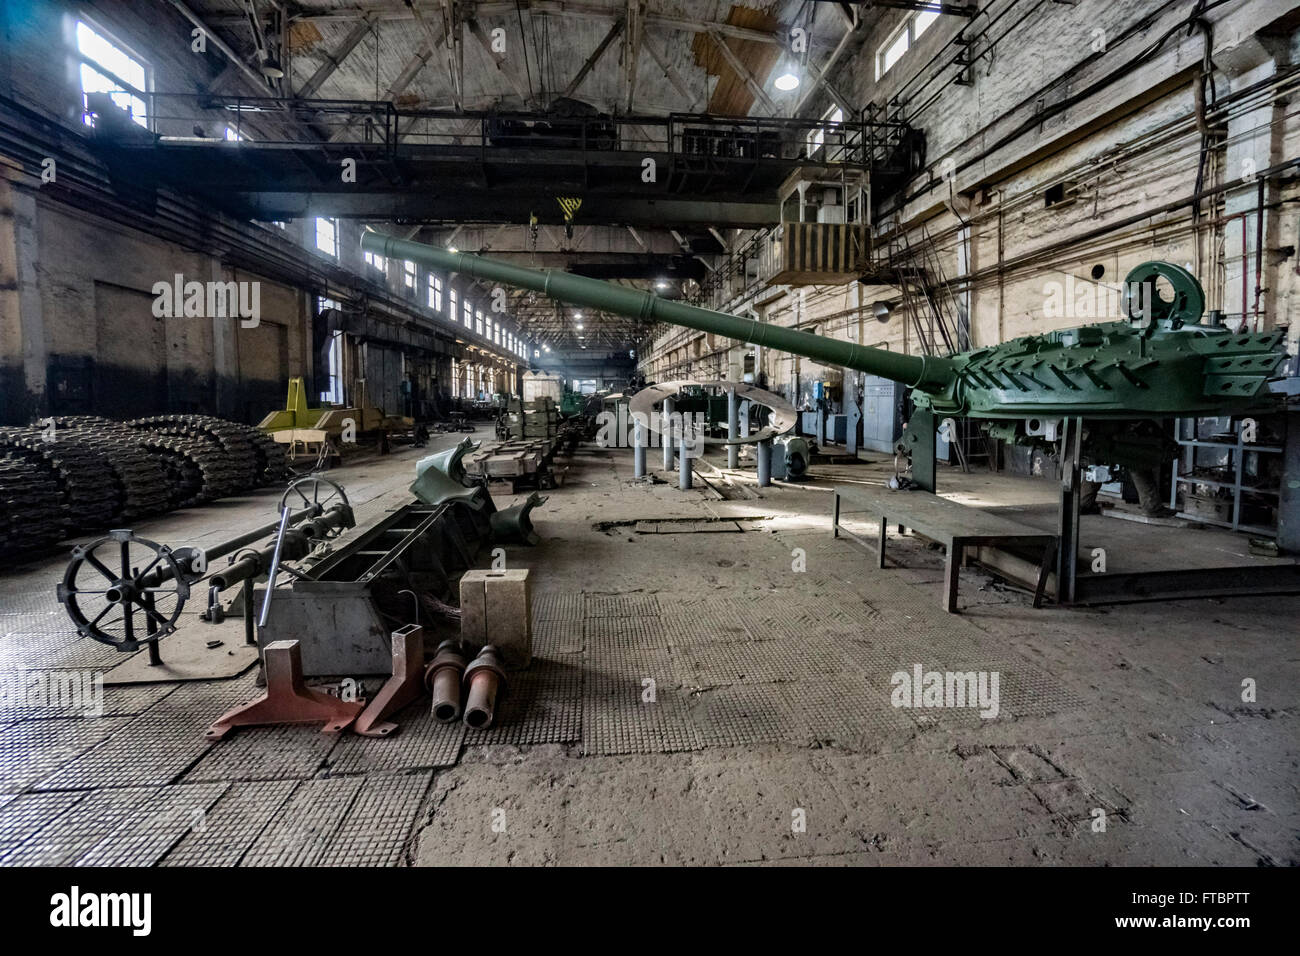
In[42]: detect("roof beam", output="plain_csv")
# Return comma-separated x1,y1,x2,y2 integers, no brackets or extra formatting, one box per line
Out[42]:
794,16,857,116
435,0,464,111
563,19,625,99
169,0,271,93
708,30,778,116
268,4,787,46
327,38,437,142
642,31,700,111
297,12,378,98
623,0,646,113
466,18,532,105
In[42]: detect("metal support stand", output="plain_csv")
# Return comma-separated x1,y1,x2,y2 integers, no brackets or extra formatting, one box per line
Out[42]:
727,387,739,470
757,438,772,487
633,417,647,479
1057,416,1083,604
354,625,426,737
242,578,256,646
143,590,162,666
662,397,675,471
205,639,364,740
906,408,938,493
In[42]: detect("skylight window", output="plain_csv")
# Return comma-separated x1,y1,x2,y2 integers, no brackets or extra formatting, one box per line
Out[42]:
315,217,338,257
76,20,149,128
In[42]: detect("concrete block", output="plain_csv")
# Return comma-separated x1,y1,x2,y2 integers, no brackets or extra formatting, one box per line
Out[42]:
459,569,532,669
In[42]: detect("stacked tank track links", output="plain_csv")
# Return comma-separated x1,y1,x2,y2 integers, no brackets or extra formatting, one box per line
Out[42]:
0,452,66,558
0,426,124,531
129,415,260,492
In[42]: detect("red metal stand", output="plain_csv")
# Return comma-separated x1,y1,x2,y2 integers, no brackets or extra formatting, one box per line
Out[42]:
354,624,427,737
205,639,364,740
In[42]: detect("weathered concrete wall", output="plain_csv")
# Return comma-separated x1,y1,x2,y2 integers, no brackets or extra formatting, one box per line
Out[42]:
0,0,526,425
0,181,307,424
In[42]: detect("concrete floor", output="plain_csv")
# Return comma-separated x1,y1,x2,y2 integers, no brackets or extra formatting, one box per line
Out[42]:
0,428,1296,866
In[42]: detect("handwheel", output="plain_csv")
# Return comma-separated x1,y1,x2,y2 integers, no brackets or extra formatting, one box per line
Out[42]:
56,530,189,651
279,474,352,540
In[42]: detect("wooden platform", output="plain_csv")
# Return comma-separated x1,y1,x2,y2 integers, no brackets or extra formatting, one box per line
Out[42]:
832,484,1058,613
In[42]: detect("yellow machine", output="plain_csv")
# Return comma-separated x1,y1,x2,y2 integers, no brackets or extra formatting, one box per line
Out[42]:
259,378,415,465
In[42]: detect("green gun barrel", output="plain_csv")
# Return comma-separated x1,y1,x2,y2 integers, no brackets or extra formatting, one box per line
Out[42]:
363,233,954,394
363,233,1287,420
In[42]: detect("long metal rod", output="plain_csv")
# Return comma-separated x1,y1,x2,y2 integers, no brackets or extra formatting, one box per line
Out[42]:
258,505,295,628
365,233,946,391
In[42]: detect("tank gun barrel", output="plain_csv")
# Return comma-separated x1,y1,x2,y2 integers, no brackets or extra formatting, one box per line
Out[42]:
362,233,954,393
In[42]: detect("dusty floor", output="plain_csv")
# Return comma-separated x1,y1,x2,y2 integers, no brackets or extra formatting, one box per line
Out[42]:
0,428,1296,866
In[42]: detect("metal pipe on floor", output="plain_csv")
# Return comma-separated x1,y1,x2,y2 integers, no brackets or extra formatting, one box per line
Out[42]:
727,387,739,470
463,645,506,729
633,416,647,478
662,396,675,471
757,437,772,487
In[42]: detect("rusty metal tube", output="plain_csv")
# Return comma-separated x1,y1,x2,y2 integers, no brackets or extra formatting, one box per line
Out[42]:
464,671,501,729
462,645,506,729
424,640,467,723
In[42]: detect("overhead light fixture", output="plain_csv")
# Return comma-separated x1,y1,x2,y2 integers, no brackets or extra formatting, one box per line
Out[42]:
774,67,800,92
574,312,583,319
655,279,670,290
447,246,459,254
575,323,583,330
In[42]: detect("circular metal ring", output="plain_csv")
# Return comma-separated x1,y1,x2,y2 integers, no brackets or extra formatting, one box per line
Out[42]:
56,529,189,651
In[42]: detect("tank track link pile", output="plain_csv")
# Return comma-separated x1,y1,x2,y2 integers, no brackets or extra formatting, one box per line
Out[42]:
0,452,66,558
0,426,123,533
0,414,289,559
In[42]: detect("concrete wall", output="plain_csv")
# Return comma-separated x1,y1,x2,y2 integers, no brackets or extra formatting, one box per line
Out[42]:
0,0,526,426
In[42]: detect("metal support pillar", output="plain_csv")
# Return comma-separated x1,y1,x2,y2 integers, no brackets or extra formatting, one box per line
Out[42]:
662,397,675,471
679,421,692,490
757,437,771,486
632,416,647,478
1057,416,1083,604
906,407,938,493
727,387,739,470
845,370,862,457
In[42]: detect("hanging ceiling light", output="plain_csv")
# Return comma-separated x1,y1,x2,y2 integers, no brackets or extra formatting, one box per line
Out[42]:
773,61,800,91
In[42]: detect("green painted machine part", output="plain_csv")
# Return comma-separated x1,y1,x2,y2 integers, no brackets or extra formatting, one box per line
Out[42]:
560,390,584,418
410,438,485,508
364,234,1288,422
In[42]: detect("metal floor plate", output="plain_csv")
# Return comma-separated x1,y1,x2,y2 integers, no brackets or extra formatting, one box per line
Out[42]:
35,713,211,791
185,724,341,782
2,786,156,865
75,782,229,866
316,772,432,867
159,780,297,867
325,702,465,775
0,791,86,857
239,776,366,867
0,717,133,793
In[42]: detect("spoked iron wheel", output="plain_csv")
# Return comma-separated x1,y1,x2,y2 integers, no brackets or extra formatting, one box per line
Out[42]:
56,530,189,651
279,475,350,538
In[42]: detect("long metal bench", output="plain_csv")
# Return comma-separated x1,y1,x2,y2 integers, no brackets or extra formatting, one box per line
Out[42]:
831,484,1057,613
